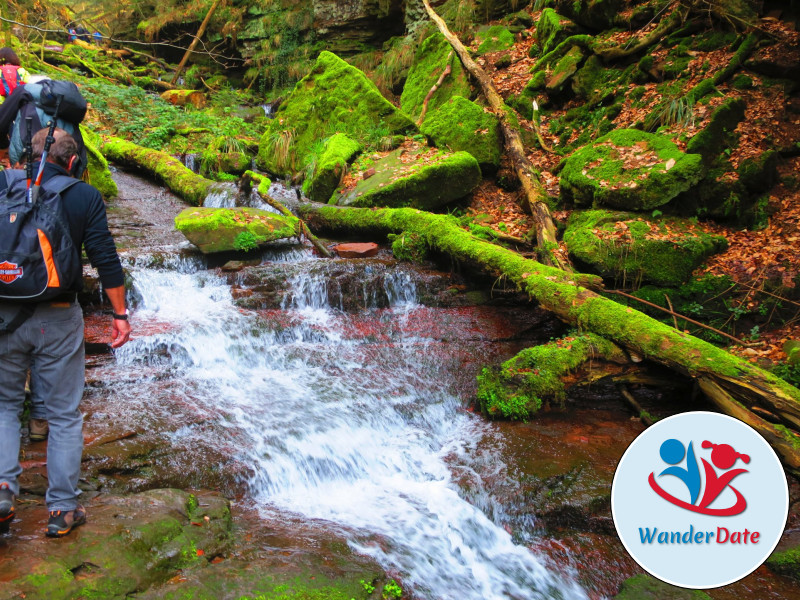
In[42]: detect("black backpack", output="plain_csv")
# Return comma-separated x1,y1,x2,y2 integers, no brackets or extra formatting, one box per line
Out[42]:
0,170,81,318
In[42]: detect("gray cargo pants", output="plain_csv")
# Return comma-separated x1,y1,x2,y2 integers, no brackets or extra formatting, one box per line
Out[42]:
0,301,85,511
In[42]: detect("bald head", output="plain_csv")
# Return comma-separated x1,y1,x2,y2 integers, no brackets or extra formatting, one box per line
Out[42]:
31,128,78,170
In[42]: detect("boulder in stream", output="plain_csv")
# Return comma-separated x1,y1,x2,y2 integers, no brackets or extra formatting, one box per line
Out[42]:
175,207,300,254
302,133,362,203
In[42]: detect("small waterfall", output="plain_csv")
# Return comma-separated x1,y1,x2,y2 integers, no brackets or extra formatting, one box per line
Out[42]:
202,183,238,208
109,257,588,600
183,153,198,173
261,103,274,118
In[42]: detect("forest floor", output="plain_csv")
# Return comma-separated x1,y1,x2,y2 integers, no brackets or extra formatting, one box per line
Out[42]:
467,11,800,369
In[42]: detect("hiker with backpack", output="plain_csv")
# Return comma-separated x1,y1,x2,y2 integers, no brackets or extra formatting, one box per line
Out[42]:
0,78,88,175
0,127,131,538
0,48,29,102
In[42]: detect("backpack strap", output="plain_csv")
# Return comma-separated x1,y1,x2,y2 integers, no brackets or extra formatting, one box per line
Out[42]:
0,304,36,335
2,169,26,190
41,174,81,196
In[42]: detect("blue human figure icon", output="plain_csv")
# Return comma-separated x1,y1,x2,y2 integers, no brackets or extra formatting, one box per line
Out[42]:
658,438,701,505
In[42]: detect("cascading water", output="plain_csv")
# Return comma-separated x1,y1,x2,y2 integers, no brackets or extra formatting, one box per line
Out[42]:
110,254,588,600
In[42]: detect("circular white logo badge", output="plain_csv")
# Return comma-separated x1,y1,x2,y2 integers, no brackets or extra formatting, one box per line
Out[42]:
612,411,788,589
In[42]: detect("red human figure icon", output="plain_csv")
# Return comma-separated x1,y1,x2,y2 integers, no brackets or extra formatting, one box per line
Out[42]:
698,441,750,512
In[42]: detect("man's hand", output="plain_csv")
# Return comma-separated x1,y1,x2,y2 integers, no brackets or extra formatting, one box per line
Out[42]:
111,317,131,348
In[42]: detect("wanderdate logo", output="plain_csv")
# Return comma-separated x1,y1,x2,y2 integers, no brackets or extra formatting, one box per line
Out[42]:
612,412,788,588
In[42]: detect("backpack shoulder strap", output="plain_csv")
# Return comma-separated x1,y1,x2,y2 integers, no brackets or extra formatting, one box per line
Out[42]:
2,169,26,190
41,174,80,195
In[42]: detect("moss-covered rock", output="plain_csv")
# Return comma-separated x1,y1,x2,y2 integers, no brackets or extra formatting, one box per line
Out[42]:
257,51,415,177
175,207,300,254
767,544,800,580
560,129,704,210
400,32,472,121
613,574,712,599
420,96,502,174
554,0,625,31
475,25,515,55
477,333,627,420
333,146,481,210
536,9,580,55
563,209,728,287
546,45,585,93
1,489,232,600
303,133,362,203
685,97,747,167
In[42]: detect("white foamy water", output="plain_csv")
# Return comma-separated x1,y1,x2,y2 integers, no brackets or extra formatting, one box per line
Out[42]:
112,262,588,600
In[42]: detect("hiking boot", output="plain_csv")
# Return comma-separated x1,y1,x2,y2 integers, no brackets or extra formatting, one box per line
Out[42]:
46,505,86,538
29,418,49,442
0,483,14,534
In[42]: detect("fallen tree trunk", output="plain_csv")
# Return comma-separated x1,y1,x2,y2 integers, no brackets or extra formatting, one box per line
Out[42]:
420,0,568,271
298,203,800,471
241,170,333,258
101,137,221,205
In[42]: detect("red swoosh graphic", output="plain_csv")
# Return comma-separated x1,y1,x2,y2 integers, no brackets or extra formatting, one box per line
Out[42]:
648,472,747,516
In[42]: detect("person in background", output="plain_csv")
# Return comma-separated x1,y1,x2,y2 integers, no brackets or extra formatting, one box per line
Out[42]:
0,48,29,102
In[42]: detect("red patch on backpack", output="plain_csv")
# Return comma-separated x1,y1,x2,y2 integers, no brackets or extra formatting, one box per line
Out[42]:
0,260,23,283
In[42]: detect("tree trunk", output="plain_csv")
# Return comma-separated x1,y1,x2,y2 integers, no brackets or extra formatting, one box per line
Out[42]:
420,0,568,271
170,0,223,85
101,137,219,205
297,203,800,471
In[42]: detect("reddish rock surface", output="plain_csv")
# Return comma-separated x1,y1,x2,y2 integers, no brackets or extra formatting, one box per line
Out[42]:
333,242,380,258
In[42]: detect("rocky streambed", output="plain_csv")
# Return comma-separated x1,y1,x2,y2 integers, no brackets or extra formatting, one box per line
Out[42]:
2,170,799,600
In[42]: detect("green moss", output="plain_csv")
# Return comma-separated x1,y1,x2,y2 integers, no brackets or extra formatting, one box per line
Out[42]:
564,210,728,287
476,25,515,54
335,147,481,210
546,45,585,93
556,0,625,31
420,96,502,174
101,137,216,206
613,574,711,599
685,98,746,164
258,51,415,177
536,9,579,55
477,333,623,420
389,231,429,262
81,127,118,199
767,546,800,580
175,207,300,254
731,74,754,89
560,129,705,210
304,133,362,203
400,33,472,121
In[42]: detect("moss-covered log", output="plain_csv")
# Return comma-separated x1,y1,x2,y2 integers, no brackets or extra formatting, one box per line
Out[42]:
298,203,800,471
100,137,221,206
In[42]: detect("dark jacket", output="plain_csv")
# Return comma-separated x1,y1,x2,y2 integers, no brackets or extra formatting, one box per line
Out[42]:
0,162,124,290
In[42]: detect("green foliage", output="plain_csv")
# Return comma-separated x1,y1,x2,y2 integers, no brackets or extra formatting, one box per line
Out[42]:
382,580,403,599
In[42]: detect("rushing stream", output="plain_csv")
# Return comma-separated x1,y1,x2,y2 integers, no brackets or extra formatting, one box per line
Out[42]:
100,246,588,599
